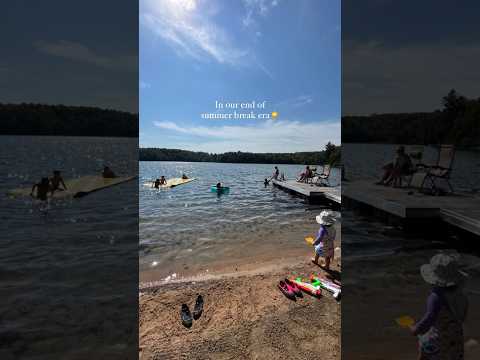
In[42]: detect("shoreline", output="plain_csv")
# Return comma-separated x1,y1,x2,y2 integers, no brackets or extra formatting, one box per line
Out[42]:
139,256,341,359
140,249,341,292
139,233,341,291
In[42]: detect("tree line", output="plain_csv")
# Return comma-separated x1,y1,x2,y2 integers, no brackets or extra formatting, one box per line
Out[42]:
0,103,138,137
140,142,341,165
342,90,480,148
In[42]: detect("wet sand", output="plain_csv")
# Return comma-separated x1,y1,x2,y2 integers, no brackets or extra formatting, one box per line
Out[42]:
139,254,341,359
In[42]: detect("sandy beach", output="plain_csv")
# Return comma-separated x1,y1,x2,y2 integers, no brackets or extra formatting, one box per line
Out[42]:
139,243,341,359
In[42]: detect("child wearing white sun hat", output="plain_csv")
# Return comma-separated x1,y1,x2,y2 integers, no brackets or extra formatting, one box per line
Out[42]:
410,253,468,359
311,210,336,270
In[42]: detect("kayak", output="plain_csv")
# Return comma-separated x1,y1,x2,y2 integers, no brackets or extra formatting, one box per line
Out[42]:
144,177,195,189
211,186,229,193
8,175,137,199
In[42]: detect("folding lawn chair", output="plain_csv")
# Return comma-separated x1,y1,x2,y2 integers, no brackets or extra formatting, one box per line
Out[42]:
314,164,331,186
419,145,455,194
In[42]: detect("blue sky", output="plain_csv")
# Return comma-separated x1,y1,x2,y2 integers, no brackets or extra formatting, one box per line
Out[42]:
140,0,340,152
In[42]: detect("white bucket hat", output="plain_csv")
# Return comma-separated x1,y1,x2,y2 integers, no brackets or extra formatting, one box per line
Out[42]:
420,254,466,287
316,210,336,226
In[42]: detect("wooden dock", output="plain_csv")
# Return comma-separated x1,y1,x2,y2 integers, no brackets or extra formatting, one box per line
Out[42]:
343,180,480,236
271,179,341,204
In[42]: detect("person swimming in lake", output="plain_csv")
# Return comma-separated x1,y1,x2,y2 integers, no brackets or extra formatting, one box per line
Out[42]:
50,170,67,193
31,177,51,201
102,166,116,178
182,174,189,180
264,178,269,187
216,182,222,189
312,210,336,270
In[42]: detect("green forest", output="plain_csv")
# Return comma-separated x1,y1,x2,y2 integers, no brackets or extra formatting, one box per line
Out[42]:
140,142,341,165
343,90,480,147
0,103,138,137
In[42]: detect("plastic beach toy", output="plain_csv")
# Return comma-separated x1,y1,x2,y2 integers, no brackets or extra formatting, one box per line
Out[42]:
305,236,314,245
395,315,415,328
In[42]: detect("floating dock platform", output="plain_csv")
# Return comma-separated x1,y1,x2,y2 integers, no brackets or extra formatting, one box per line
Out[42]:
271,179,341,205
343,180,480,236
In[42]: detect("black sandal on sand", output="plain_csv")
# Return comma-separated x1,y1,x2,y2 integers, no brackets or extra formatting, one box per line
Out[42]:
181,304,193,328
193,294,204,320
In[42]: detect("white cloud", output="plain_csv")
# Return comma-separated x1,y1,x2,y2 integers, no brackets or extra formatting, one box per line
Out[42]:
275,95,313,108
141,0,248,66
34,40,136,71
242,0,280,28
140,0,275,79
153,119,340,152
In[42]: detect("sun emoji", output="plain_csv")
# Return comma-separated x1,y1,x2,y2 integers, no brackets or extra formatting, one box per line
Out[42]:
271,111,278,119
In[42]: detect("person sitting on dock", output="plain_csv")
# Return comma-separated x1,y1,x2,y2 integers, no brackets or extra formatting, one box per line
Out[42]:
50,170,67,193
297,166,313,182
102,166,116,178
376,146,414,187
312,210,336,270
160,176,167,185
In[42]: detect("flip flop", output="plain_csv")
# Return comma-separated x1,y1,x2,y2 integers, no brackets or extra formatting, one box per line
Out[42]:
181,304,193,328
193,294,204,320
284,278,303,297
278,280,296,300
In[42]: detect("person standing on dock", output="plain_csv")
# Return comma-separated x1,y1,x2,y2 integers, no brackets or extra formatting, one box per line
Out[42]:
272,166,279,180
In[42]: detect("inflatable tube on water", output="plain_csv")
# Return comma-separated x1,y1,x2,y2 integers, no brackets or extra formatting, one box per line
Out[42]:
211,186,229,193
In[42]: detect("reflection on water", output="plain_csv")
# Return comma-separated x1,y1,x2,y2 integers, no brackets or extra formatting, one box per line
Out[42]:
140,162,340,274
1,136,138,359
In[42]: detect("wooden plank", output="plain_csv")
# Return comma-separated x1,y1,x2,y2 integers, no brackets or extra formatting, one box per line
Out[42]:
271,179,341,203
343,180,480,235
441,208,480,236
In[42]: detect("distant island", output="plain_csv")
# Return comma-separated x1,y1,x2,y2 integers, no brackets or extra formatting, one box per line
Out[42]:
140,143,341,165
0,103,138,137
343,90,480,147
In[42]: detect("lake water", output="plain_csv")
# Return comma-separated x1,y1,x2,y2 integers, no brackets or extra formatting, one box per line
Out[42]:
139,162,340,278
1,136,138,358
